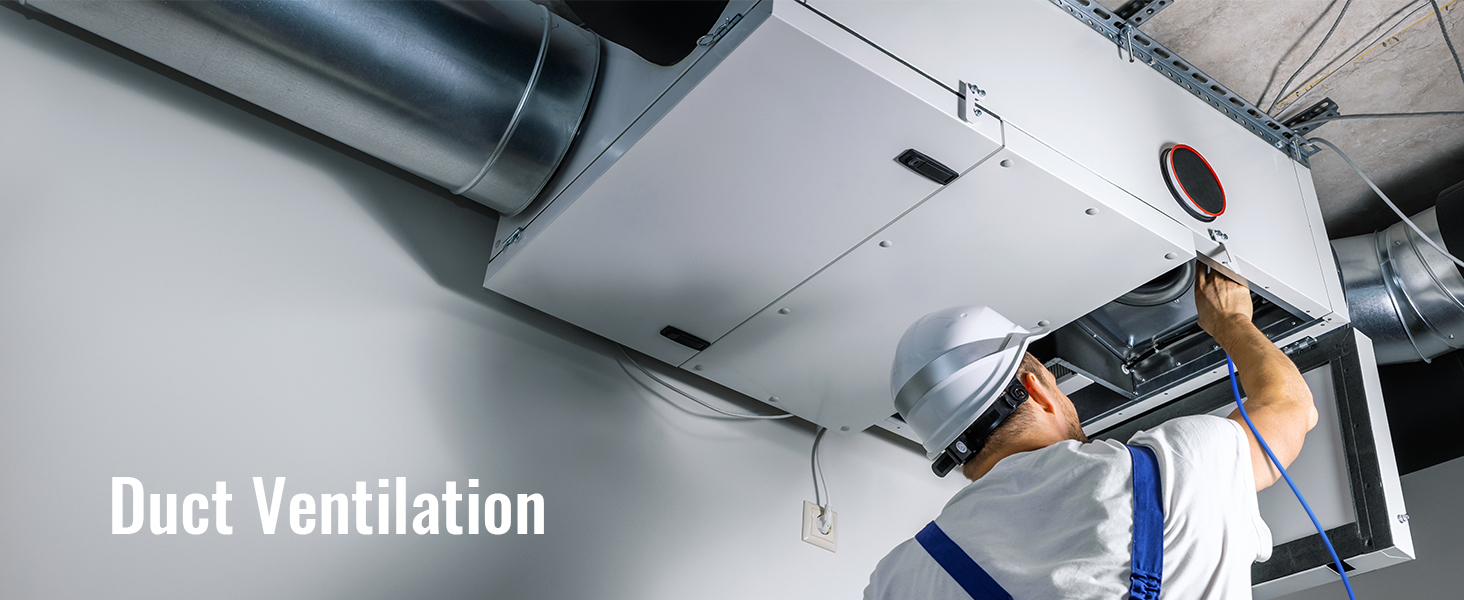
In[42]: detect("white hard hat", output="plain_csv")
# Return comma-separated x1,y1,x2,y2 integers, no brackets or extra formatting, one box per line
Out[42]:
891,306,1043,476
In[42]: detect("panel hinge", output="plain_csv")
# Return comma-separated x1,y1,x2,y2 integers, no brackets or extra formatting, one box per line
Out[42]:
697,13,743,47
1282,336,1319,356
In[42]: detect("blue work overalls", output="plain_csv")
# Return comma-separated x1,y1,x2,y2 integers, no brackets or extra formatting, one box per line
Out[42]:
916,445,1163,600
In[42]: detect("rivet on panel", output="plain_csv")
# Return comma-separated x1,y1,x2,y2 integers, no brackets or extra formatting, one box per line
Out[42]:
879,240,892,248
1085,208,1100,216
778,308,791,315
1164,252,1178,260
769,396,780,403
1037,320,1050,327
840,426,850,432
693,364,704,371
999,159,1013,168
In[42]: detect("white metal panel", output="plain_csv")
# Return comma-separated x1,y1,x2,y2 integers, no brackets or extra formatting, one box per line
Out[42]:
804,0,1333,318
486,9,1002,365
689,128,1191,432
1294,160,1351,323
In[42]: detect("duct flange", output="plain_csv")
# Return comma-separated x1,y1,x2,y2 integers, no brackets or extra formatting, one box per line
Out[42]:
1333,202,1464,364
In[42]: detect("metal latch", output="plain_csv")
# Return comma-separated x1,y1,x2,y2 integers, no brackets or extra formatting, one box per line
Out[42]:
498,226,524,251
1282,336,1318,356
696,13,743,47
960,81,987,122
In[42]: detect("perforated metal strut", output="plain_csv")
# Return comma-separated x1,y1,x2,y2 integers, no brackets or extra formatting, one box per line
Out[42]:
1049,0,1316,166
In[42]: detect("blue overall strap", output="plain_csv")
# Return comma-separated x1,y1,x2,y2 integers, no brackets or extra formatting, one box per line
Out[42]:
914,521,1013,600
1126,444,1164,600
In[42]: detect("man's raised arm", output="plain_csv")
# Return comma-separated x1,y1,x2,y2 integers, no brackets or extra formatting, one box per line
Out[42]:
1195,266,1318,491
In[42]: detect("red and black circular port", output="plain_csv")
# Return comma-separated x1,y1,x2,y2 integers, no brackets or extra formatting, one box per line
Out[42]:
1161,145,1225,222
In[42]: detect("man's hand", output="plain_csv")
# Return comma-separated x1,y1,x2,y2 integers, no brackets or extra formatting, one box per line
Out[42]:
1195,265,1252,336
1194,264,1318,491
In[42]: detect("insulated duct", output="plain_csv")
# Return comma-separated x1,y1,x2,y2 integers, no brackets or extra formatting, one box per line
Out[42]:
21,0,599,216
1333,183,1464,364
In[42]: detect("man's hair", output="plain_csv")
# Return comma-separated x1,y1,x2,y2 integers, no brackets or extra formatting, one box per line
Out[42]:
967,353,1050,463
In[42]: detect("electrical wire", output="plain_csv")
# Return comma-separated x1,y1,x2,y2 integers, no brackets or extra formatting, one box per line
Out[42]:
812,426,832,534
1302,110,1464,124
1429,0,1464,88
1279,0,1464,114
1226,357,1356,600
1274,1,1435,114
1269,0,1355,114
1307,137,1464,270
617,345,795,420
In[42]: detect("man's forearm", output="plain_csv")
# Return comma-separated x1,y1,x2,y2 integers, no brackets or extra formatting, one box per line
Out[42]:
1212,316,1317,471
1211,316,1301,400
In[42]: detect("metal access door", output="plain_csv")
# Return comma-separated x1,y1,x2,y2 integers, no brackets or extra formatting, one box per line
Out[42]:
1093,328,1413,598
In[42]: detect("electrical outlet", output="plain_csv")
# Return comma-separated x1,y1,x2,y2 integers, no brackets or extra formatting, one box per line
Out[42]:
801,500,837,552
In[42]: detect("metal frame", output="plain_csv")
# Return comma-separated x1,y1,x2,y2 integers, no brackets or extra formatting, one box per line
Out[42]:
1093,327,1411,592
1048,0,1320,165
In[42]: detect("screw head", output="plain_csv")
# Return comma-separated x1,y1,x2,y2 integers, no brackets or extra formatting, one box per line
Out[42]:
879,240,892,248
1085,208,1099,216
1164,252,1178,260
999,159,1013,168
778,307,791,315
769,396,780,403
693,364,704,371
1037,320,1051,327
840,426,851,432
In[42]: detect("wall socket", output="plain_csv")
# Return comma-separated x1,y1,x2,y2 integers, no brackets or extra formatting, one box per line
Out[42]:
801,500,837,552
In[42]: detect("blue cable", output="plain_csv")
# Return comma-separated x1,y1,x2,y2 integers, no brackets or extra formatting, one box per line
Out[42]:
1226,356,1356,600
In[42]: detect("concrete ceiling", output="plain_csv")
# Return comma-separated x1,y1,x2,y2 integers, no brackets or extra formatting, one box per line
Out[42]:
1099,0,1464,239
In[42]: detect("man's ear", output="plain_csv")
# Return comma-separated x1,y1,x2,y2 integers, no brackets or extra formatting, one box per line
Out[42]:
1022,372,1059,415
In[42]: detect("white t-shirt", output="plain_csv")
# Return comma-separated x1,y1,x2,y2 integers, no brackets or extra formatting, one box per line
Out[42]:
865,415,1271,600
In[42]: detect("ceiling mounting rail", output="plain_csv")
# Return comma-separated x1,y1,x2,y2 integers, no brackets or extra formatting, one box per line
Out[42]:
1114,0,1173,26
1048,0,1312,166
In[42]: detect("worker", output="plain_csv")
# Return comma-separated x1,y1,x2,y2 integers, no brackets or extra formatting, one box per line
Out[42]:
867,266,1318,599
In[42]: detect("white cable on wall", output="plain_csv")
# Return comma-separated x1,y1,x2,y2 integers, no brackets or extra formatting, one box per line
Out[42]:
812,427,833,534
616,345,795,420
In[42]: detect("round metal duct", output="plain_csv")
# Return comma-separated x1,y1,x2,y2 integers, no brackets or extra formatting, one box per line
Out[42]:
23,0,599,216
1333,205,1464,364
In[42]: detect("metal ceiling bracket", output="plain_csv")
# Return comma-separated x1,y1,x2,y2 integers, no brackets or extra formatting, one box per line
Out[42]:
1048,0,1310,166
1114,0,1174,27
1282,97,1342,136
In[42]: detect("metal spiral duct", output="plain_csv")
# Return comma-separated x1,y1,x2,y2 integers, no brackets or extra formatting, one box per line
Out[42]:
1332,187,1464,364
21,0,599,216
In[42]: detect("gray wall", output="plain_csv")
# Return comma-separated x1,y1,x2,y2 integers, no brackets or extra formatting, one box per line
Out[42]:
1276,456,1464,600
0,8,966,599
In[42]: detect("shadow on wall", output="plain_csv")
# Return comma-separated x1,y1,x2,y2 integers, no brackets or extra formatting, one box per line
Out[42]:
3,4,541,313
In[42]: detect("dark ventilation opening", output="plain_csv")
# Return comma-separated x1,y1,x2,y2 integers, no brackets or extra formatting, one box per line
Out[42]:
566,1,730,66
1162,145,1226,222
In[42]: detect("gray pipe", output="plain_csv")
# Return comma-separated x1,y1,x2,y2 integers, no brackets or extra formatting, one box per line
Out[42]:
22,0,599,216
1333,206,1464,364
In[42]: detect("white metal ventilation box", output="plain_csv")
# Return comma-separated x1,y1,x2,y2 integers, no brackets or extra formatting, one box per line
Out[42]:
484,2,1409,595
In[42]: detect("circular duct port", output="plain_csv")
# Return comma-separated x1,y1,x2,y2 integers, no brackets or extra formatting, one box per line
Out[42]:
1117,259,1197,307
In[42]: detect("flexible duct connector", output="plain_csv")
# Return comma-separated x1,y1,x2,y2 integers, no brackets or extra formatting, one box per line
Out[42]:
22,0,599,216
1333,187,1464,364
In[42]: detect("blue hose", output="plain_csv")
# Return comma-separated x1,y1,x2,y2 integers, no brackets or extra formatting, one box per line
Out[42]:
1226,356,1356,599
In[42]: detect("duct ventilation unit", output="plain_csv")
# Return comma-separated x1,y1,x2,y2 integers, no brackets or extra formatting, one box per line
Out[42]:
19,1,1416,594
20,0,599,216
